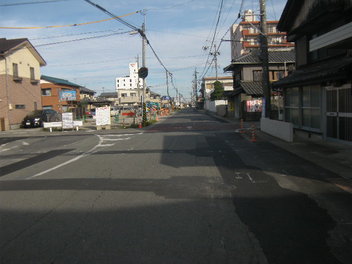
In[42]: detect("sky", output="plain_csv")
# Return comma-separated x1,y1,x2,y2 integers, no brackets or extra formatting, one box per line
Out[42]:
0,0,287,100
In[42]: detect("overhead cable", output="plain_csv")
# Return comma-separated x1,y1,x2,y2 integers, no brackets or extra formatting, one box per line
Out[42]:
0,10,139,29
36,30,133,47
199,0,245,79
0,0,67,7
84,0,175,90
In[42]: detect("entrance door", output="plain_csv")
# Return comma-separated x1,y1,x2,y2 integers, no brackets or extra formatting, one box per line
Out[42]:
326,86,352,141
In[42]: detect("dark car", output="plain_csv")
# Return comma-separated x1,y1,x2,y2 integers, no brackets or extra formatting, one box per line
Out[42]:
22,109,61,128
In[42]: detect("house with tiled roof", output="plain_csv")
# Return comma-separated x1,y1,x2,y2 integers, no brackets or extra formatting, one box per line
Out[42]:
0,38,46,130
224,50,295,121
273,0,352,143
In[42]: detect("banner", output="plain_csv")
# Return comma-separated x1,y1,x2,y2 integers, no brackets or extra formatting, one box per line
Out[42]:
60,90,77,101
246,99,262,112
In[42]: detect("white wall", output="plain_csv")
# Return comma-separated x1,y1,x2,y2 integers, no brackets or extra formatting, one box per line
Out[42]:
205,100,228,113
260,117,293,142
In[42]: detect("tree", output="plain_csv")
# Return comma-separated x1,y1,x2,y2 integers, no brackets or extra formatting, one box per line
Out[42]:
210,81,224,100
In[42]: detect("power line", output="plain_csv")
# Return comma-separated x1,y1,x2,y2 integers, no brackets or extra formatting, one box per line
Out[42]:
199,0,224,79
36,30,133,47
0,10,139,29
30,29,123,40
146,0,196,11
84,0,178,96
0,0,68,7
199,0,245,80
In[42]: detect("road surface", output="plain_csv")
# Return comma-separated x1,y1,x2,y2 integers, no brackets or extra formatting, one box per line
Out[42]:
1,109,351,263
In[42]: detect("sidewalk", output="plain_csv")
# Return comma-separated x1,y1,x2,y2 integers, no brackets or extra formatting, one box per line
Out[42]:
205,110,352,191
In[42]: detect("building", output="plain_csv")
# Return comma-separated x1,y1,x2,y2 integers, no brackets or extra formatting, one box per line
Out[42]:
224,50,295,121
80,87,96,101
98,92,118,105
40,75,81,113
273,0,352,143
0,38,46,130
201,76,233,116
230,10,294,59
116,62,143,106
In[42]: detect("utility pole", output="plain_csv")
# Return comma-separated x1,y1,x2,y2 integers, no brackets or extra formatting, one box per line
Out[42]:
193,68,198,107
210,44,220,81
259,0,271,118
166,71,170,98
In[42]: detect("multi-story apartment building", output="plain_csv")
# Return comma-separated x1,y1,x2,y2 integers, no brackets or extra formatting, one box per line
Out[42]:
115,62,143,106
0,38,46,130
230,10,294,59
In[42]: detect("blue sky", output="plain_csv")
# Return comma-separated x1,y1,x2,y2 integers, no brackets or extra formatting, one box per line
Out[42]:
0,0,287,100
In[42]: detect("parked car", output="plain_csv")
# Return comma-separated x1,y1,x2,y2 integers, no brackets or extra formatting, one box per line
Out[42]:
85,108,96,118
22,109,61,128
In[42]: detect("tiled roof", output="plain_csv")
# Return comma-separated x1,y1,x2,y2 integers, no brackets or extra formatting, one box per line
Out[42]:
0,38,27,53
0,38,46,66
234,50,295,64
80,87,96,94
273,56,352,88
224,81,263,97
41,75,81,87
99,92,118,98
224,50,295,72
240,81,263,96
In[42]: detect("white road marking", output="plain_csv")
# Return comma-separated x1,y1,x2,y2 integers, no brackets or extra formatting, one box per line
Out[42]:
101,137,131,141
0,145,19,153
246,173,256,183
234,172,243,180
22,141,29,146
27,133,132,179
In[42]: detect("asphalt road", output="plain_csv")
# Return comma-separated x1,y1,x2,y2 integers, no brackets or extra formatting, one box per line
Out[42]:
0,109,351,264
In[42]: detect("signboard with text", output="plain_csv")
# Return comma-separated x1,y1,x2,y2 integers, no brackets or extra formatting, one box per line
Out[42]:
60,90,77,101
62,112,74,129
95,106,111,126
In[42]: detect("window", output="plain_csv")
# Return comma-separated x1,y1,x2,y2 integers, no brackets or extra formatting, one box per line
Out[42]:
34,102,38,110
285,86,322,131
13,63,19,77
270,71,285,81
302,86,321,129
42,89,52,96
42,105,53,110
30,67,35,80
15,104,25,109
253,70,262,81
12,63,22,81
285,87,300,126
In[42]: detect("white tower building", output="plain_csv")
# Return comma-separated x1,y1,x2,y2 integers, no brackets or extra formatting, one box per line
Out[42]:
115,62,144,106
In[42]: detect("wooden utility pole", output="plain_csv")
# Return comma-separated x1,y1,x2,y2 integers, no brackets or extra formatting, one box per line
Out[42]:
259,0,271,118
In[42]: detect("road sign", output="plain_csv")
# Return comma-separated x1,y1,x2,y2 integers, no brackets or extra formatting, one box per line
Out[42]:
138,67,148,79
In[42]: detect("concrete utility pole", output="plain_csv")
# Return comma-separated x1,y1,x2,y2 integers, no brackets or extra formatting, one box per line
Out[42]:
210,44,220,81
259,0,271,118
194,68,198,102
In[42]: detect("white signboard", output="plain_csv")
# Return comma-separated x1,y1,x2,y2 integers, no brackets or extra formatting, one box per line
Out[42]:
62,112,74,129
96,106,111,126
